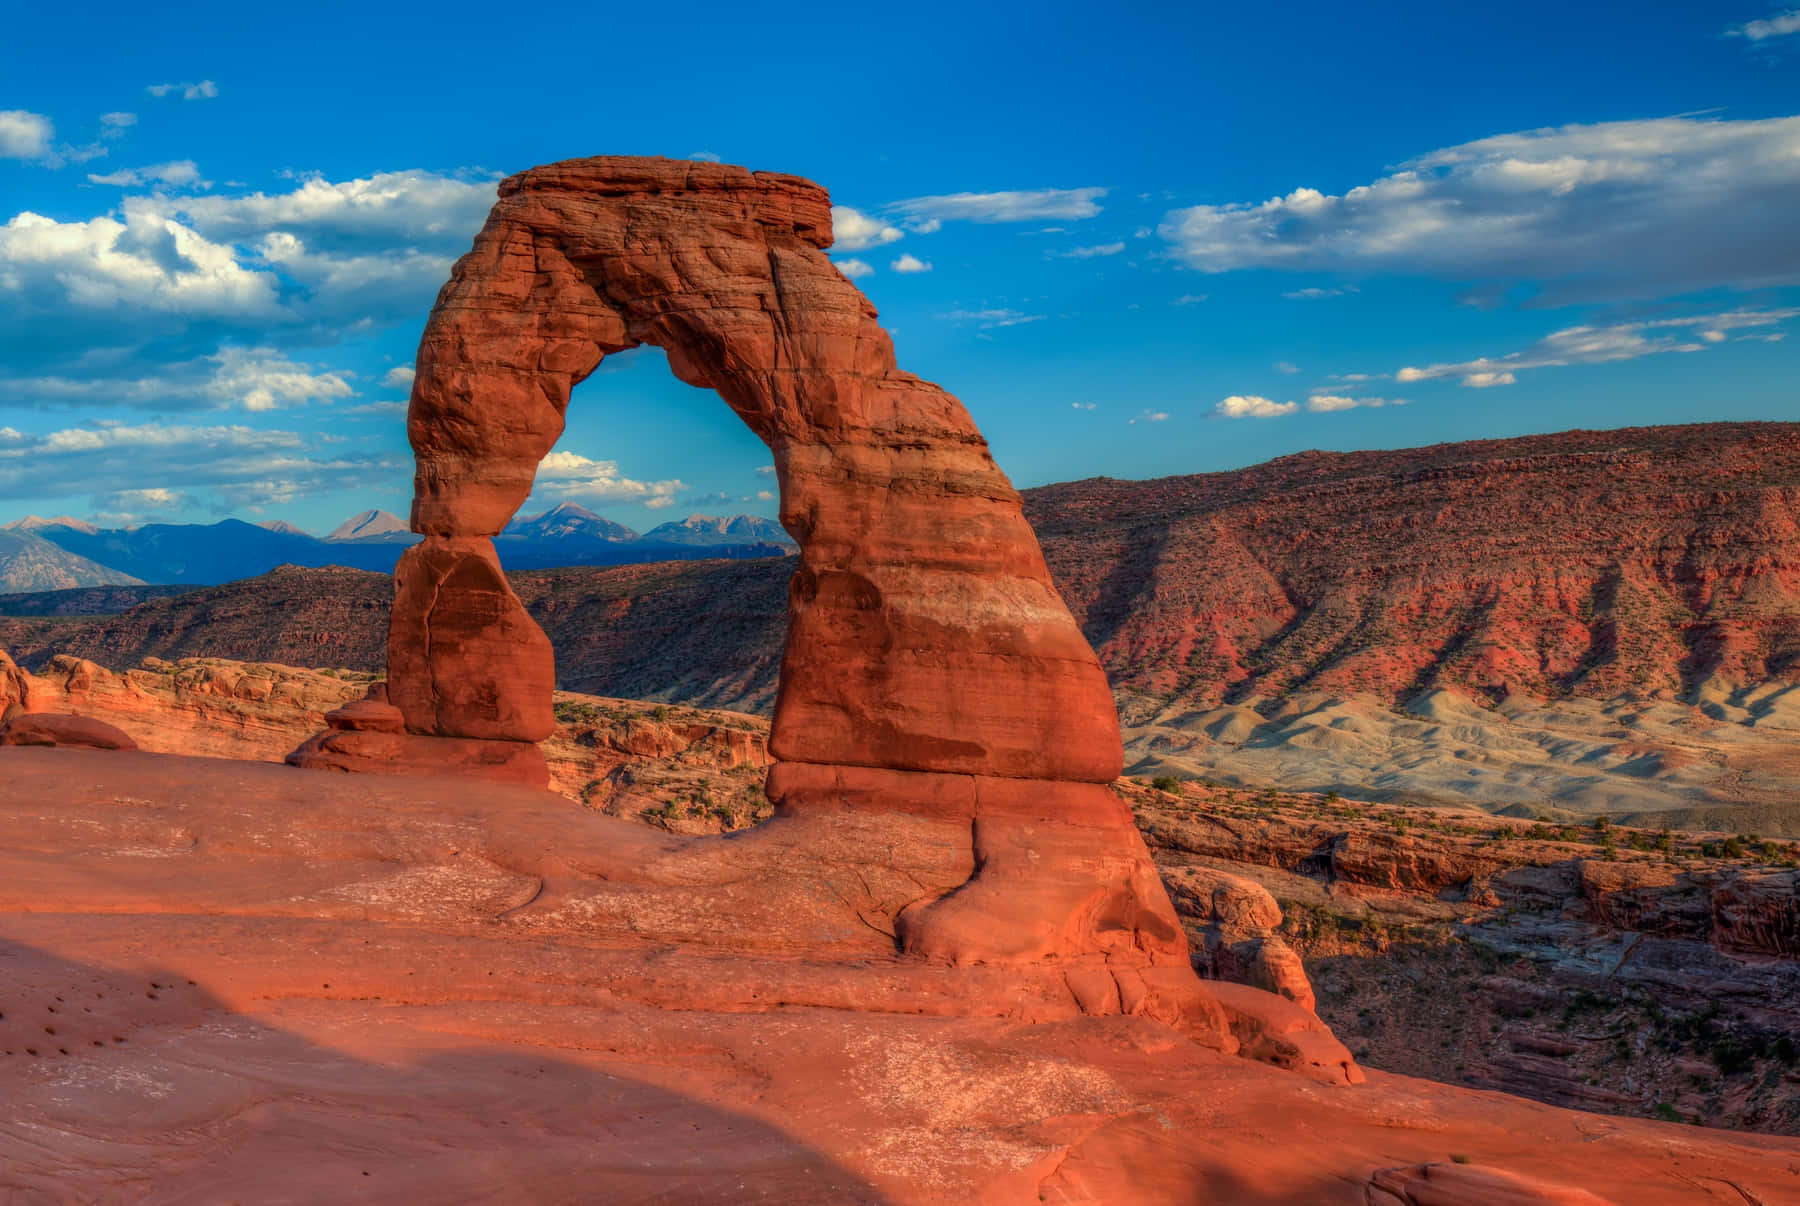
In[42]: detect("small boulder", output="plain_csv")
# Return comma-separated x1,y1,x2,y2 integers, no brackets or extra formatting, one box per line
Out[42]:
0,713,138,751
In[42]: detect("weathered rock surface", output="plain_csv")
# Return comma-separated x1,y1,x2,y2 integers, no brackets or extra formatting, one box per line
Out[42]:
1134,780,1800,1133
364,155,1183,983
0,712,136,750
2,748,1794,1203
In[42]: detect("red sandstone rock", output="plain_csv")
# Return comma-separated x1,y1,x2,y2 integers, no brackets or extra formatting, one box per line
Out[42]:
1205,980,1361,1085
394,156,1119,784
343,156,1180,984
0,712,137,750
321,696,407,734
0,648,29,719
1366,1162,1617,1205
1165,864,1317,1011
286,727,549,788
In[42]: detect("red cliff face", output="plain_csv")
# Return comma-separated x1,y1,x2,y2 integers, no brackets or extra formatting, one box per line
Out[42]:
1026,422,1800,712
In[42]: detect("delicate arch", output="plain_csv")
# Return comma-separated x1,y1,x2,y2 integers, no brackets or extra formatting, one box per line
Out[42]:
388,157,1122,785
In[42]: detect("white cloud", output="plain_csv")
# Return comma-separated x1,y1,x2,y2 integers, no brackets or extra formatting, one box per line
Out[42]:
86,160,207,189
1071,401,1096,410
754,463,776,476
1129,410,1171,424
1275,361,1301,374
1215,395,1298,418
755,489,774,501
940,307,1041,328
381,365,415,390
835,257,874,279
0,421,399,513
1282,284,1358,300
532,449,686,508
688,149,722,162
99,113,136,138
1172,293,1207,306
101,487,188,510
1050,241,1125,259
891,253,932,273
1305,393,1405,411
138,169,498,250
0,208,280,322
6,347,353,412
831,205,904,251
890,187,1107,225
1392,308,1798,386
1159,117,1800,301
1728,9,1800,39
208,347,353,411
0,110,54,160
1460,372,1516,388
147,81,218,100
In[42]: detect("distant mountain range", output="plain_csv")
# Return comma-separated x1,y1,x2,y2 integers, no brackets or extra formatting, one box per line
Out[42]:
0,504,794,587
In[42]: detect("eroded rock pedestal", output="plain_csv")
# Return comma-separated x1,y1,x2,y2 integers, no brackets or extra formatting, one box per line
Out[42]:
286,157,1248,1042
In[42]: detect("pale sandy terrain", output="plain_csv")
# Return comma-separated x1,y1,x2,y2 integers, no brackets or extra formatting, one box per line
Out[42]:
1125,678,1800,831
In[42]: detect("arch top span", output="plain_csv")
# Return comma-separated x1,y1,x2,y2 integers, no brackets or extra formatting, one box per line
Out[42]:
395,155,1124,786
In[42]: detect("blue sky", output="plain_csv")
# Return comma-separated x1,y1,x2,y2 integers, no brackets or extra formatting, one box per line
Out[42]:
1,0,1797,533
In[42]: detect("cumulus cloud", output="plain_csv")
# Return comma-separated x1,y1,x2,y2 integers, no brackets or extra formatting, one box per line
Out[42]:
1049,241,1125,259
1393,308,1798,386
1728,9,1800,39
889,187,1107,225
834,257,874,279
890,253,931,273
1215,395,1298,418
381,365,415,390
831,205,904,251
0,110,54,160
147,80,218,100
5,347,354,412
939,308,1042,328
86,160,207,189
531,449,686,508
0,167,498,389
1159,116,1800,301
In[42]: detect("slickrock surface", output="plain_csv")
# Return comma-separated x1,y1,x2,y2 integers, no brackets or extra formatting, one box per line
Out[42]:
361,155,1187,981
3,747,1795,1204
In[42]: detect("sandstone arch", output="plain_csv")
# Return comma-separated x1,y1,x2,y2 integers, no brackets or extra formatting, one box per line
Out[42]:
306,157,1202,983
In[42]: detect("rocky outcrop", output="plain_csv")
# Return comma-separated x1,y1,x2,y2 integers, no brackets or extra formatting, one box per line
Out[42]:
1164,863,1316,1011
295,157,1210,1022
0,712,136,750
1027,421,1800,714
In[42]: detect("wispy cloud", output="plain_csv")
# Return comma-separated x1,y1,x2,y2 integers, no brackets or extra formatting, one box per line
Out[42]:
1171,293,1207,306
1049,241,1125,260
147,80,219,100
1129,409,1171,424
1070,401,1096,410
1282,284,1359,300
87,160,208,189
889,187,1107,226
1305,393,1405,411
940,308,1042,328
1393,308,1799,387
1727,9,1800,39
688,149,722,162
1160,116,1800,302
